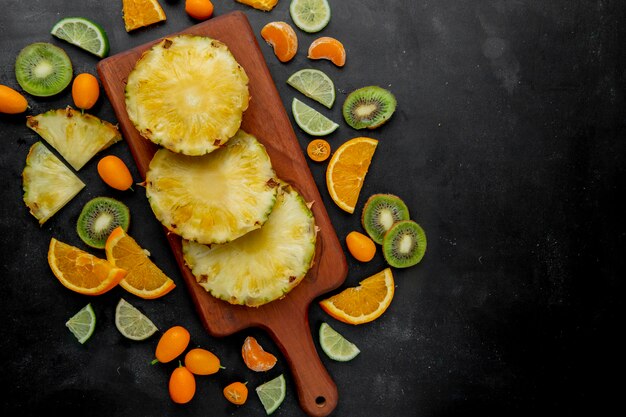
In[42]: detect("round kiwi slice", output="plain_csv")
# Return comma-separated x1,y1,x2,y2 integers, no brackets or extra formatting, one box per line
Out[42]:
382,220,426,268
15,42,73,97
342,85,397,130
76,197,130,249
362,194,410,244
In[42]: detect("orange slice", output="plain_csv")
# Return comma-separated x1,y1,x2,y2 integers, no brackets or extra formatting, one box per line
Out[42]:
122,0,166,32
326,136,378,213
260,21,298,63
236,0,278,11
307,37,346,67
319,268,394,325
105,227,176,299
48,238,126,295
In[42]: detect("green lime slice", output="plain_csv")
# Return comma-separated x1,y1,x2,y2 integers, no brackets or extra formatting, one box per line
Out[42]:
292,97,339,136
287,68,335,109
319,322,360,361
66,303,96,344
255,374,286,415
51,17,110,58
289,0,331,33
115,298,159,341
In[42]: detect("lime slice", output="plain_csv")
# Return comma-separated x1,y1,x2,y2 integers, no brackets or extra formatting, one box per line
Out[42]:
292,98,339,136
115,298,159,341
287,68,335,109
319,322,360,361
51,17,110,58
289,0,331,33
255,374,286,415
65,303,96,344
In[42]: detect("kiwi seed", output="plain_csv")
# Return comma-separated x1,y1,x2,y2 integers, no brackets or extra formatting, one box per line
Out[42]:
361,194,410,244
76,197,130,249
342,85,397,130
382,220,426,268
15,42,73,97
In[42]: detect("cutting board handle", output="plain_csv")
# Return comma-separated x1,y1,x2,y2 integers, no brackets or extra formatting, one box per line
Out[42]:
265,310,338,417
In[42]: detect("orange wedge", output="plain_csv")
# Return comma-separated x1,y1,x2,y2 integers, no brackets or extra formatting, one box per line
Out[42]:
326,136,378,213
236,0,278,11
319,268,394,325
105,227,176,299
122,0,166,32
48,238,126,295
308,37,346,67
260,21,298,63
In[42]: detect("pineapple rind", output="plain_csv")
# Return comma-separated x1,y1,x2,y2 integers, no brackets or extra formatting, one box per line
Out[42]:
26,107,122,171
146,130,278,244
125,35,250,155
22,142,86,225
182,180,317,307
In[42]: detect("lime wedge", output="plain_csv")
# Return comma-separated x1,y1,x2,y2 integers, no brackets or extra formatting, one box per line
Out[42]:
287,68,335,109
292,98,339,136
115,298,159,341
66,303,96,344
289,0,331,33
51,17,110,58
255,374,286,415
319,322,360,361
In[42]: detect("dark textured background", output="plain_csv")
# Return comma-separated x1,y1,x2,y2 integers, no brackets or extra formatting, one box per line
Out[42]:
1,1,623,416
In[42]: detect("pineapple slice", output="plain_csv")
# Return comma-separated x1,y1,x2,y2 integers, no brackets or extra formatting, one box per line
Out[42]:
125,35,250,156
146,129,278,244
183,180,317,307
22,142,86,225
26,107,122,171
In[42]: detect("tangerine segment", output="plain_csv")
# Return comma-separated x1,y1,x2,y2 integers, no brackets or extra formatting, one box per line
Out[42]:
242,336,277,372
307,37,346,67
48,238,126,295
122,0,167,32
326,137,378,213
105,227,176,299
236,0,278,11
261,21,298,63
319,268,395,325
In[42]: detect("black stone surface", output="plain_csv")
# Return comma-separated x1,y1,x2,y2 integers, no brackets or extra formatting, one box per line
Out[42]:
1,1,623,416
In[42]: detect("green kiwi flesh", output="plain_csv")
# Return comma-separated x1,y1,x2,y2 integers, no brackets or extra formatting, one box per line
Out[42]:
76,197,130,249
382,220,426,268
342,85,397,130
15,42,73,97
361,193,410,244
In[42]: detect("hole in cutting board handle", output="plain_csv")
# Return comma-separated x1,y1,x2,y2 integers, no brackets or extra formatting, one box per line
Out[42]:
315,396,326,407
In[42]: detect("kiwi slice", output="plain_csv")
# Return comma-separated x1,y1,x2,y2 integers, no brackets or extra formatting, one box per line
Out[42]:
15,42,73,97
361,194,410,244
76,197,130,249
382,220,426,268
342,86,397,130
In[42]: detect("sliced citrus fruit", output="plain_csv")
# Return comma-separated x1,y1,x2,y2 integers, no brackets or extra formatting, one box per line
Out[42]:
236,0,278,11
287,68,335,108
66,303,96,344
307,139,331,162
289,0,331,33
121,0,167,32
292,97,339,136
242,336,278,372
115,298,159,341
255,374,286,415
308,36,346,67
105,227,176,299
261,21,298,63
325,136,378,213
48,238,126,295
51,17,110,58
319,322,360,361
319,268,394,325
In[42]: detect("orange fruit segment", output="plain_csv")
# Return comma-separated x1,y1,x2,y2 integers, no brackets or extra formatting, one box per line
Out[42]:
242,336,277,372
236,0,278,11
260,21,298,63
48,238,126,295
105,227,176,299
326,136,378,213
122,0,167,32
319,268,394,325
307,37,346,67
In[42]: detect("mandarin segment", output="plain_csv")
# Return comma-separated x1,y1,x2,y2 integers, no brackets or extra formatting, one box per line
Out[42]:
261,21,298,63
122,0,166,32
235,0,279,12
242,336,277,372
307,36,346,67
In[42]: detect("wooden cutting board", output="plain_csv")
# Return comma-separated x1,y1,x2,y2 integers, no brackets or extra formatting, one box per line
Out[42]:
97,11,347,417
